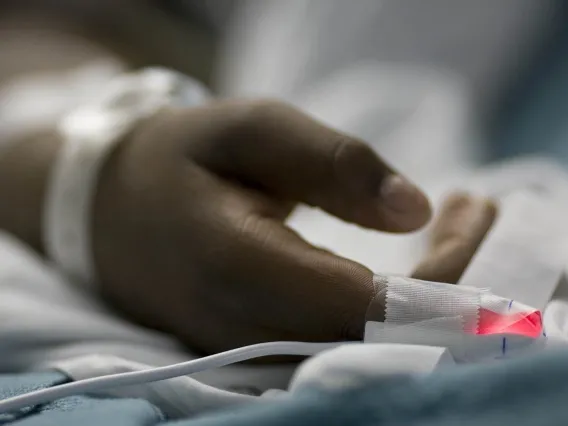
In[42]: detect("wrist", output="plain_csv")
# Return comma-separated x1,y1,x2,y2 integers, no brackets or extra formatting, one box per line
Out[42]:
42,68,209,287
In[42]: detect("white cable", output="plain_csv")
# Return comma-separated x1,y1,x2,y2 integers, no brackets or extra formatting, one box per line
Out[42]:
0,341,354,414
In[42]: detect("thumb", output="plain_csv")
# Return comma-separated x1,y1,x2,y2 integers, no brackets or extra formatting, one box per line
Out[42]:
185,100,432,233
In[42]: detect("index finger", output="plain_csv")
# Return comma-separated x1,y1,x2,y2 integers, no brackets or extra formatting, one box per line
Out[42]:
220,213,378,342
411,193,498,283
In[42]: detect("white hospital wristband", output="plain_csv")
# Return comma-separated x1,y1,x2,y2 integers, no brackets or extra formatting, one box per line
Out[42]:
43,67,208,289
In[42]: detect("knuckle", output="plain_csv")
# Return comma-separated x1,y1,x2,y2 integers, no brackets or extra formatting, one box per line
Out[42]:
332,137,374,165
439,237,478,256
234,99,295,133
215,99,297,152
331,136,381,191
441,193,497,221
233,214,278,254
441,192,477,212
434,194,495,237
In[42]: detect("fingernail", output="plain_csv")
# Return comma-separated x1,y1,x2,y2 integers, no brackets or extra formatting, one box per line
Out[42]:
380,175,426,214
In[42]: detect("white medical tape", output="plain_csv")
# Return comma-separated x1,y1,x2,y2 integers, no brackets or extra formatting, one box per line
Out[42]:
363,172,568,362
379,274,483,332
365,274,546,361
457,190,568,310
365,321,545,362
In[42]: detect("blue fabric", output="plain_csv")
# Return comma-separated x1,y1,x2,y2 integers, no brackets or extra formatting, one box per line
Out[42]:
3,350,568,425
0,371,163,426
174,349,568,426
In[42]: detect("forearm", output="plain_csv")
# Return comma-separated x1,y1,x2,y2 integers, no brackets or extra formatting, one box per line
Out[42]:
0,130,61,252
0,14,124,252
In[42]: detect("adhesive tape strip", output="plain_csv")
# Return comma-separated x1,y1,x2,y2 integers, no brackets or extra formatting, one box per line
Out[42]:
457,190,567,310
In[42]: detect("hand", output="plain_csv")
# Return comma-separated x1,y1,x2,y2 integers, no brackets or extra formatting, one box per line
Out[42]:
91,99,493,354
92,99,431,353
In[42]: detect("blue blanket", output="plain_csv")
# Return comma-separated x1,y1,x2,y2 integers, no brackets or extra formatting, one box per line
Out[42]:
1,349,568,426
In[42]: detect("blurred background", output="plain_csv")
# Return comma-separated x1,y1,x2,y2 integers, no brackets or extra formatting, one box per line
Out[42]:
0,0,568,168
2,0,568,170
1,0,568,271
